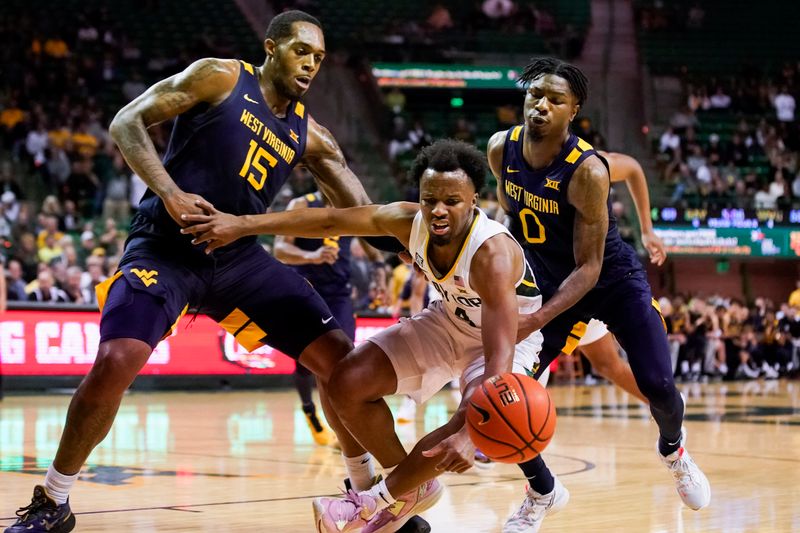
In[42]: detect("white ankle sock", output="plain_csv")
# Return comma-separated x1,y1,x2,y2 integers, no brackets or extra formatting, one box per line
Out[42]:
365,479,395,511
343,452,375,491
44,464,79,505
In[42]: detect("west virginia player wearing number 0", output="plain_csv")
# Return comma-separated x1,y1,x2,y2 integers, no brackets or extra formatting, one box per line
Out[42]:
487,57,710,532
3,11,406,533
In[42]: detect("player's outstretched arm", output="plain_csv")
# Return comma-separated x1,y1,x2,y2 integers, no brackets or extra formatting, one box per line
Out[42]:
273,197,339,265
486,130,512,213
181,199,418,253
110,58,239,226
519,158,608,336
421,235,521,473
601,151,666,265
302,116,372,208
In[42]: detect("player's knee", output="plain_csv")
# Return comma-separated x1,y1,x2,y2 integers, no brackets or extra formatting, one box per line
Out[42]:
641,376,678,412
327,360,365,408
299,330,354,380
81,346,147,399
329,357,391,410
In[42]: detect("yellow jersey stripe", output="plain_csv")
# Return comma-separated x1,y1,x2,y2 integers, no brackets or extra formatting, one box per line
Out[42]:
94,270,124,312
235,321,268,352
295,102,305,118
220,308,250,336
163,305,189,340
241,61,255,75
561,335,580,355
576,137,593,151
510,125,523,142
570,321,588,338
565,147,582,164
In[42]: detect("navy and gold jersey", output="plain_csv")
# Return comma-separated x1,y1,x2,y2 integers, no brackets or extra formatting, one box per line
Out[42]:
291,192,352,298
132,60,308,258
502,126,641,292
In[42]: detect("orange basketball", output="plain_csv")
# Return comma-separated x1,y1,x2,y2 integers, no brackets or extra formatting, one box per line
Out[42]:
466,372,556,463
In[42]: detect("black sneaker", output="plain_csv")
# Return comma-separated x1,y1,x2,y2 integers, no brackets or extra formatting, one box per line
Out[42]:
4,485,75,533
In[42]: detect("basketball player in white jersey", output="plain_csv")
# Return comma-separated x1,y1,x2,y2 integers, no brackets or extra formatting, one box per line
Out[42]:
182,139,544,532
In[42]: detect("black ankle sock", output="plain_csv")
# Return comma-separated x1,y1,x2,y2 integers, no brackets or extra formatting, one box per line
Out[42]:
658,433,682,457
518,455,554,494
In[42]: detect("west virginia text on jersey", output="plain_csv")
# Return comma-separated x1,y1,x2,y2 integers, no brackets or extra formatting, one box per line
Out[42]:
133,61,308,255
502,126,641,292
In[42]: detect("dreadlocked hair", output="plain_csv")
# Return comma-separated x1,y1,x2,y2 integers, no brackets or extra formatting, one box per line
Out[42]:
518,58,588,106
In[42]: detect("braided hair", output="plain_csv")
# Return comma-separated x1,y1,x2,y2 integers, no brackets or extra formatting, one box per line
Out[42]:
519,58,588,106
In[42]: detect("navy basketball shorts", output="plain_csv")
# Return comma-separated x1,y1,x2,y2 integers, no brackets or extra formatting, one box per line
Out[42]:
97,237,340,358
319,292,356,341
593,271,674,393
533,270,671,382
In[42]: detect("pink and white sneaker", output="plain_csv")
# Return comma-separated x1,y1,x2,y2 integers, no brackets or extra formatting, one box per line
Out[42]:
313,489,379,533
657,427,711,510
362,479,444,533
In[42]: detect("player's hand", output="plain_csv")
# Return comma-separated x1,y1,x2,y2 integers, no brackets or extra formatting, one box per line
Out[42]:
311,246,340,265
642,231,666,266
421,426,475,474
164,190,212,228
516,310,545,342
180,199,245,253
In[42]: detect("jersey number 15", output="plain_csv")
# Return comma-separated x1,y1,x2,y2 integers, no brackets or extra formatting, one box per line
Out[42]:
239,139,278,191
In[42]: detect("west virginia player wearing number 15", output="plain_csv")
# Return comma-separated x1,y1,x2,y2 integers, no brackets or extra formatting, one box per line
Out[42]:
3,11,411,533
487,57,711,532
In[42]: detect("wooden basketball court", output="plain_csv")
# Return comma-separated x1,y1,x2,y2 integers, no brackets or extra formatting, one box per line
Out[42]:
1,380,797,532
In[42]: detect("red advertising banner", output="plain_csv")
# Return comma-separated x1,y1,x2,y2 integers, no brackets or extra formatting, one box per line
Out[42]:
0,310,397,376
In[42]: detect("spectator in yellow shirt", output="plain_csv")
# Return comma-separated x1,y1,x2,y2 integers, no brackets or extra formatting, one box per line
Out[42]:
0,100,25,132
44,36,69,58
71,121,99,159
48,119,73,150
36,215,64,250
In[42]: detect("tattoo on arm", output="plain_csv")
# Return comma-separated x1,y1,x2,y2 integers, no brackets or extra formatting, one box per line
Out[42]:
303,116,371,208
570,160,609,271
109,58,235,198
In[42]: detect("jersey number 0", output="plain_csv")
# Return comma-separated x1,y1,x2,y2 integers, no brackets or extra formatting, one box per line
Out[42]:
518,208,547,244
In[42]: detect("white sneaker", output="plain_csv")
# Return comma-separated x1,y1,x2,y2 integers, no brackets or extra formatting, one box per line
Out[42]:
503,476,569,533
657,428,711,510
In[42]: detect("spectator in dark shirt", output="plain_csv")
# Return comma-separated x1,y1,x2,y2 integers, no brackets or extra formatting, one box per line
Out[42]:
27,269,68,303
5,259,27,301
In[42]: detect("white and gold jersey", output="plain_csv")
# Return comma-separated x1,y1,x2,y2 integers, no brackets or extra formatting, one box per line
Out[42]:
409,208,541,329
